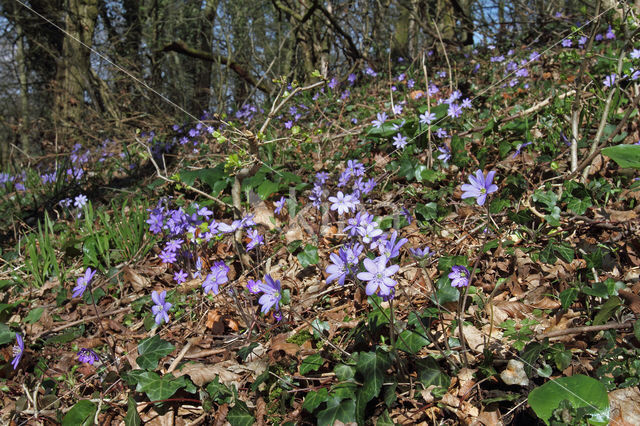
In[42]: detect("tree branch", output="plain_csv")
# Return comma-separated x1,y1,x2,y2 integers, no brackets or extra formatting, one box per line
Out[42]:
159,40,272,94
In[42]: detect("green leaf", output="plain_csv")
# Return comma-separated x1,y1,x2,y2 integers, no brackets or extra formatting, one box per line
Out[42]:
382,382,398,407
554,242,574,263
137,335,175,370
559,288,579,310
135,371,187,401
528,375,609,425
356,350,391,404
396,330,430,354
300,354,324,375
416,357,450,388
206,376,234,404
415,202,438,221
180,165,229,193
302,388,330,413
0,323,14,345
45,325,85,345
317,397,356,426
434,274,459,304
227,400,254,426
297,244,318,268
62,400,96,426
593,296,621,325
125,396,142,426
256,180,279,200
566,196,592,215
334,364,355,381
376,410,395,426
601,144,640,169
237,342,259,362
24,307,44,324
521,342,545,376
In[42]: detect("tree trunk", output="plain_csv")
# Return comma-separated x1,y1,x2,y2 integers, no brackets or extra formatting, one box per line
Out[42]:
53,0,99,130
15,8,38,155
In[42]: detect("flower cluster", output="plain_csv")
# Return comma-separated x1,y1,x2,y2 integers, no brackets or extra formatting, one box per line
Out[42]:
247,274,282,319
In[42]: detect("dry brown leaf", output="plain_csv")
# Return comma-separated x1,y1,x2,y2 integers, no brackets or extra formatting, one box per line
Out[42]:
490,300,531,320
530,297,561,310
609,386,640,426
206,310,224,333
174,360,243,387
122,265,150,292
270,334,301,358
252,201,279,230
469,409,503,426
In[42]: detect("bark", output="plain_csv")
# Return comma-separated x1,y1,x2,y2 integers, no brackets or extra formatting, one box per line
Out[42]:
53,0,99,127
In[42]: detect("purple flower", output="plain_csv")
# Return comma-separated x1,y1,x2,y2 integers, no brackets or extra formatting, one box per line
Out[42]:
77,348,100,365
346,159,365,177
448,103,462,119
435,128,448,139
348,73,357,84
393,133,408,149
11,333,24,370
461,170,498,206
437,145,451,165
247,279,262,294
328,77,338,90
159,249,177,264
605,26,615,40
164,239,183,253
419,111,436,125
357,256,399,297
631,49,640,60
151,290,172,325
174,270,188,284
345,211,374,237
74,194,88,209
512,142,533,158
258,275,281,315
595,34,603,41
380,231,408,259
274,196,286,214
358,222,383,245
410,247,431,258
578,36,588,47
392,104,403,116
315,172,329,185
309,184,324,207
72,267,96,298
372,112,387,129
326,251,349,286
561,38,572,48
285,120,293,129
197,206,213,218
461,98,472,109
202,261,229,295
603,73,616,88
329,191,358,215
449,265,470,287
246,228,264,251
407,79,415,88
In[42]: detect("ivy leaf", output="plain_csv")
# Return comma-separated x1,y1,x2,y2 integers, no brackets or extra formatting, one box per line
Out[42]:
396,330,430,354
135,371,187,401
334,364,356,381
137,335,175,370
227,400,254,426
356,350,391,402
317,397,356,426
416,357,450,388
300,354,324,375
125,396,142,426
297,244,319,268
559,288,579,310
62,400,96,426
302,388,329,413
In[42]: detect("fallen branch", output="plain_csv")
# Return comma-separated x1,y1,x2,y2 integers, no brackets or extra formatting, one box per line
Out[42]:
537,321,634,340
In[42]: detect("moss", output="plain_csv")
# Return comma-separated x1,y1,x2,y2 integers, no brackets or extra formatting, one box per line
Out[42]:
286,329,312,346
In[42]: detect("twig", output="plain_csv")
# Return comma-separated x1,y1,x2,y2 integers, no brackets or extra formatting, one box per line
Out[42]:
167,338,196,373
537,321,633,340
34,306,131,339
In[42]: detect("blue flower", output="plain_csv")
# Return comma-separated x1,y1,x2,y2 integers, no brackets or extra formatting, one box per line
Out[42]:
274,196,286,214
329,191,358,215
419,111,436,125
410,247,431,259
151,290,172,325
174,270,188,284
12,333,24,370
380,231,408,259
392,133,408,149
357,256,399,297
258,275,281,315
77,348,100,365
449,265,470,287
326,251,349,286
461,170,498,206
73,267,96,298
246,229,264,251
372,112,387,129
